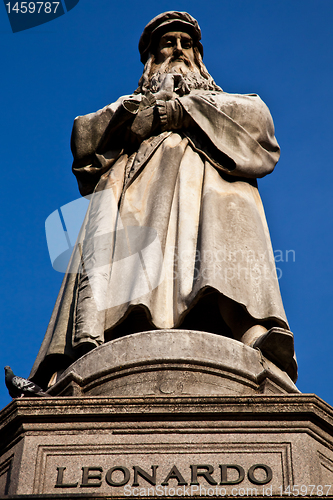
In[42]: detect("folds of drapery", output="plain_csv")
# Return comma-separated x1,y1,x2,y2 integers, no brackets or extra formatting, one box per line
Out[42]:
30,90,287,385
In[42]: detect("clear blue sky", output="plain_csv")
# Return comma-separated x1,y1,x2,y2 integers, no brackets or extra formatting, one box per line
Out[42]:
1,0,333,409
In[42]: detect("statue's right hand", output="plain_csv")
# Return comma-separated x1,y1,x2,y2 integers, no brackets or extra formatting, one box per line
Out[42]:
154,89,175,101
156,73,175,92
152,74,190,99
153,74,177,101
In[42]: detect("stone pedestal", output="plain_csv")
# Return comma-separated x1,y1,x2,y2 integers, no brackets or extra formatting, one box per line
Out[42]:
47,330,299,398
2,395,333,499
1,333,333,499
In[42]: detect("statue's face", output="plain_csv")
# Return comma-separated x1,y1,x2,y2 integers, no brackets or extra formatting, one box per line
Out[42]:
155,31,198,73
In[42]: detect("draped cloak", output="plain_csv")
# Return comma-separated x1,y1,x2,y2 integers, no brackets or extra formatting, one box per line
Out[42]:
30,89,294,384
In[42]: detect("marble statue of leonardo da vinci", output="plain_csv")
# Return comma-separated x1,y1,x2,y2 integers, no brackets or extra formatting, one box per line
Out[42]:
31,11,297,386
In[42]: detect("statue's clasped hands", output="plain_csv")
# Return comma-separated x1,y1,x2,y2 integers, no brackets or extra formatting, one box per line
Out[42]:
127,73,190,142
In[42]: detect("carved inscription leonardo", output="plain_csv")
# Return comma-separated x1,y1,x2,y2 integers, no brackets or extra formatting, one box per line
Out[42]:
33,442,293,495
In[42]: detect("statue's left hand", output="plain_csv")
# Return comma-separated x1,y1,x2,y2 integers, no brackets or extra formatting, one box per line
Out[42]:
130,107,158,141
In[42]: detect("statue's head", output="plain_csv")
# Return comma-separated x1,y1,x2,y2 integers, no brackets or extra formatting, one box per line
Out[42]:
139,11,203,67
137,11,221,94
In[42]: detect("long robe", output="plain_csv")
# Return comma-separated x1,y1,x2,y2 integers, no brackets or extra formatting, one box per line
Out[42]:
30,89,295,385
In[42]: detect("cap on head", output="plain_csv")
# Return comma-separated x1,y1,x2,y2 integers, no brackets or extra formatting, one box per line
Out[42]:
139,11,203,64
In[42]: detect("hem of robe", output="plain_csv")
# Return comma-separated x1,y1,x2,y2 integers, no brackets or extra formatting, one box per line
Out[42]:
30,287,296,388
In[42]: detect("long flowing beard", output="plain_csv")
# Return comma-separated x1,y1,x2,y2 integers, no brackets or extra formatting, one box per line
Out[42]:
149,68,220,94
148,56,210,93
136,53,222,95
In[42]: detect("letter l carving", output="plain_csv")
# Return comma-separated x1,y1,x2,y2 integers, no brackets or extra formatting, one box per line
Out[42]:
55,467,78,488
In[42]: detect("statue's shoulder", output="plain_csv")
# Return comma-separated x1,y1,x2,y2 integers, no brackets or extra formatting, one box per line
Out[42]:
71,95,135,158
71,96,131,160
196,91,273,122
73,95,130,127
198,90,266,107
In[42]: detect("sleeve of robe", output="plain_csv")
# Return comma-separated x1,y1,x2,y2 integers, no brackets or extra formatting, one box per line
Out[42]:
178,92,280,178
71,95,140,196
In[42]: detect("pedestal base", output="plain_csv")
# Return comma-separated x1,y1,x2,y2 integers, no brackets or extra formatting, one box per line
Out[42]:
1,395,333,498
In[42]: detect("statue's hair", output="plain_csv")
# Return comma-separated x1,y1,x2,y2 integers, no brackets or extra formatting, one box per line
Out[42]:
135,47,222,94
136,54,155,94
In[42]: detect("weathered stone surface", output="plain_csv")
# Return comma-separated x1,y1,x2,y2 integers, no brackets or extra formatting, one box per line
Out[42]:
47,330,298,397
1,395,333,498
